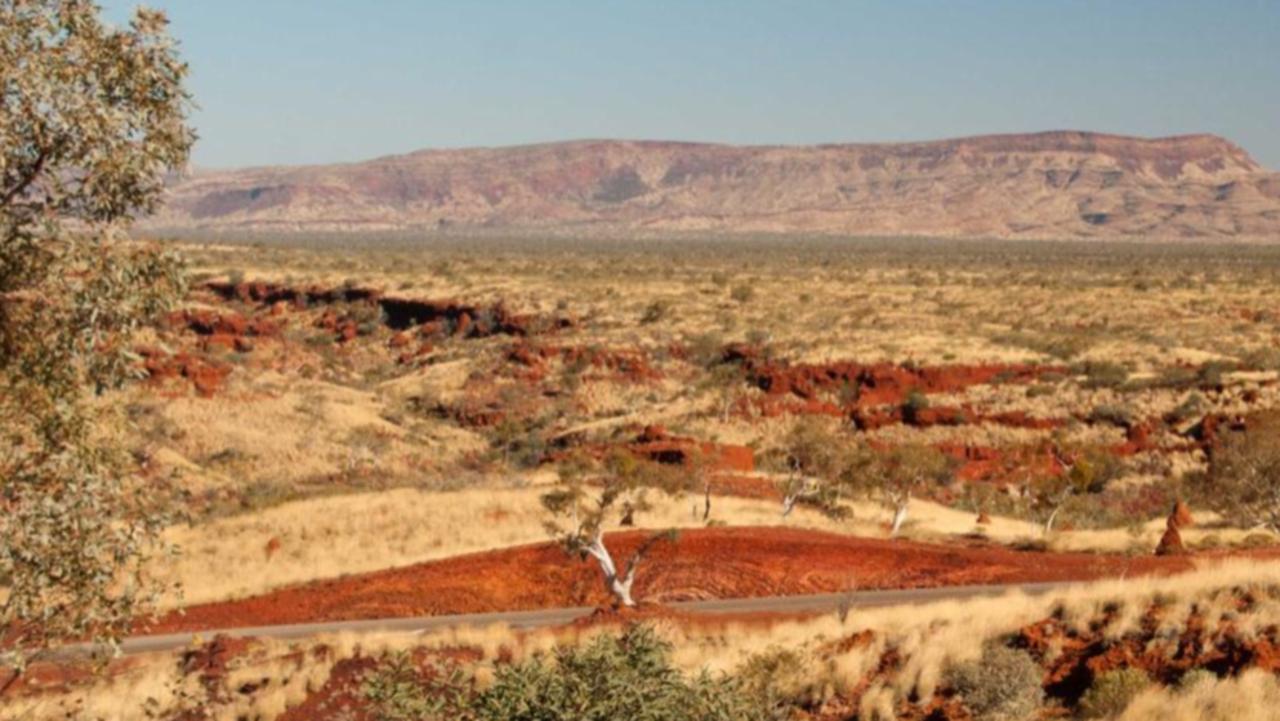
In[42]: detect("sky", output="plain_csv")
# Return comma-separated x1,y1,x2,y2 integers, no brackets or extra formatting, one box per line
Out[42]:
103,1,1280,170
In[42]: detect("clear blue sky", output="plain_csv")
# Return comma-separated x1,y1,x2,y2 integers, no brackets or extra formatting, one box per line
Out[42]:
104,1,1279,169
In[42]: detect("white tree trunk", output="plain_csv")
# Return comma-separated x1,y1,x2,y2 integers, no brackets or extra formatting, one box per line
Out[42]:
584,532,636,607
890,495,909,537
610,570,636,607
1044,505,1062,535
782,492,800,519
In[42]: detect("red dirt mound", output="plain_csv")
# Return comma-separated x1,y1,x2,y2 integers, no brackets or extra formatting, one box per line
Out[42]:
143,528,1212,635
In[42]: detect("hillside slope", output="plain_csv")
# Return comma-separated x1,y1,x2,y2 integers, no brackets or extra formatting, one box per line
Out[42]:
150,131,1280,239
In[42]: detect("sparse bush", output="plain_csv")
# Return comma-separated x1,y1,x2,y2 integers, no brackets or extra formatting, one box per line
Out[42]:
736,647,825,719
945,643,1044,721
1192,412,1280,532
687,331,727,368
1079,668,1150,718
641,299,673,324
730,283,755,304
1197,361,1236,388
745,328,772,347
1178,668,1217,692
1081,361,1130,389
901,389,930,425
1241,347,1280,371
1088,403,1135,427
1165,392,1207,424
1026,383,1056,399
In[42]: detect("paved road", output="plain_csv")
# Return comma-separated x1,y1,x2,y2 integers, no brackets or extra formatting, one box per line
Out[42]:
96,580,1075,657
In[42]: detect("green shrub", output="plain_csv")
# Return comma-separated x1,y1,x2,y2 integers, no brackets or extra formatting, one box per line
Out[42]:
1079,668,1150,718
472,625,761,721
362,652,472,721
945,643,1044,721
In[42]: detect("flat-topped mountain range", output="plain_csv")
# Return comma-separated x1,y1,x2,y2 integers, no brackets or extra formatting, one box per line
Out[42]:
150,131,1280,239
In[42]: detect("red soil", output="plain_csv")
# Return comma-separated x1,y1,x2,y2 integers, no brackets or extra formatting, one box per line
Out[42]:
143,527,1214,635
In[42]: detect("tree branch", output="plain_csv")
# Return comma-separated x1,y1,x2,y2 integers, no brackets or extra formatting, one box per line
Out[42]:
0,149,50,210
620,530,675,587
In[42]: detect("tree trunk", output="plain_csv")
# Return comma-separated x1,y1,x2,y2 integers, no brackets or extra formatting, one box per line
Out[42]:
584,532,635,607
782,492,799,519
890,495,909,537
608,571,636,607
1044,505,1062,535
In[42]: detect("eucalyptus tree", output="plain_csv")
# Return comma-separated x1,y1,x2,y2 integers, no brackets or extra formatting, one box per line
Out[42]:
1,0,194,674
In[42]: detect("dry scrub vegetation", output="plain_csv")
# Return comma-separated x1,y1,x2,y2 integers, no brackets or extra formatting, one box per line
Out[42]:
10,561,1280,721
115,237,1280,603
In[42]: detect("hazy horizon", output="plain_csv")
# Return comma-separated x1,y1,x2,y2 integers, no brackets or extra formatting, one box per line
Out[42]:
105,1,1280,170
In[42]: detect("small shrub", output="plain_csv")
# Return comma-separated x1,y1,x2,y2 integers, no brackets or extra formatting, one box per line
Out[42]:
901,389,929,424
1165,393,1207,424
1026,383,1056,399
1241,532,1276,548
945,643,1044,721
1197,361,1237,388
686,331,726,368
736,647,820,719
730,284,755,304
745,329,772,347
1241,347,1280,371
641,299,673,324
1079,668,1150,718
1087,403,1135,428
1177,668,1217,692
1081,361,1130,390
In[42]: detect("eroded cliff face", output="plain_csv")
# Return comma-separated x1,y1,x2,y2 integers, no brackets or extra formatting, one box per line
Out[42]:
149,131,1280,239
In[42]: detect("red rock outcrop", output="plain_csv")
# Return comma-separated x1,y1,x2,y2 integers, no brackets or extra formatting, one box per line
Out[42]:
725,345,1064,409
629,425,755,474
139,347,232,397
506,342,661,383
